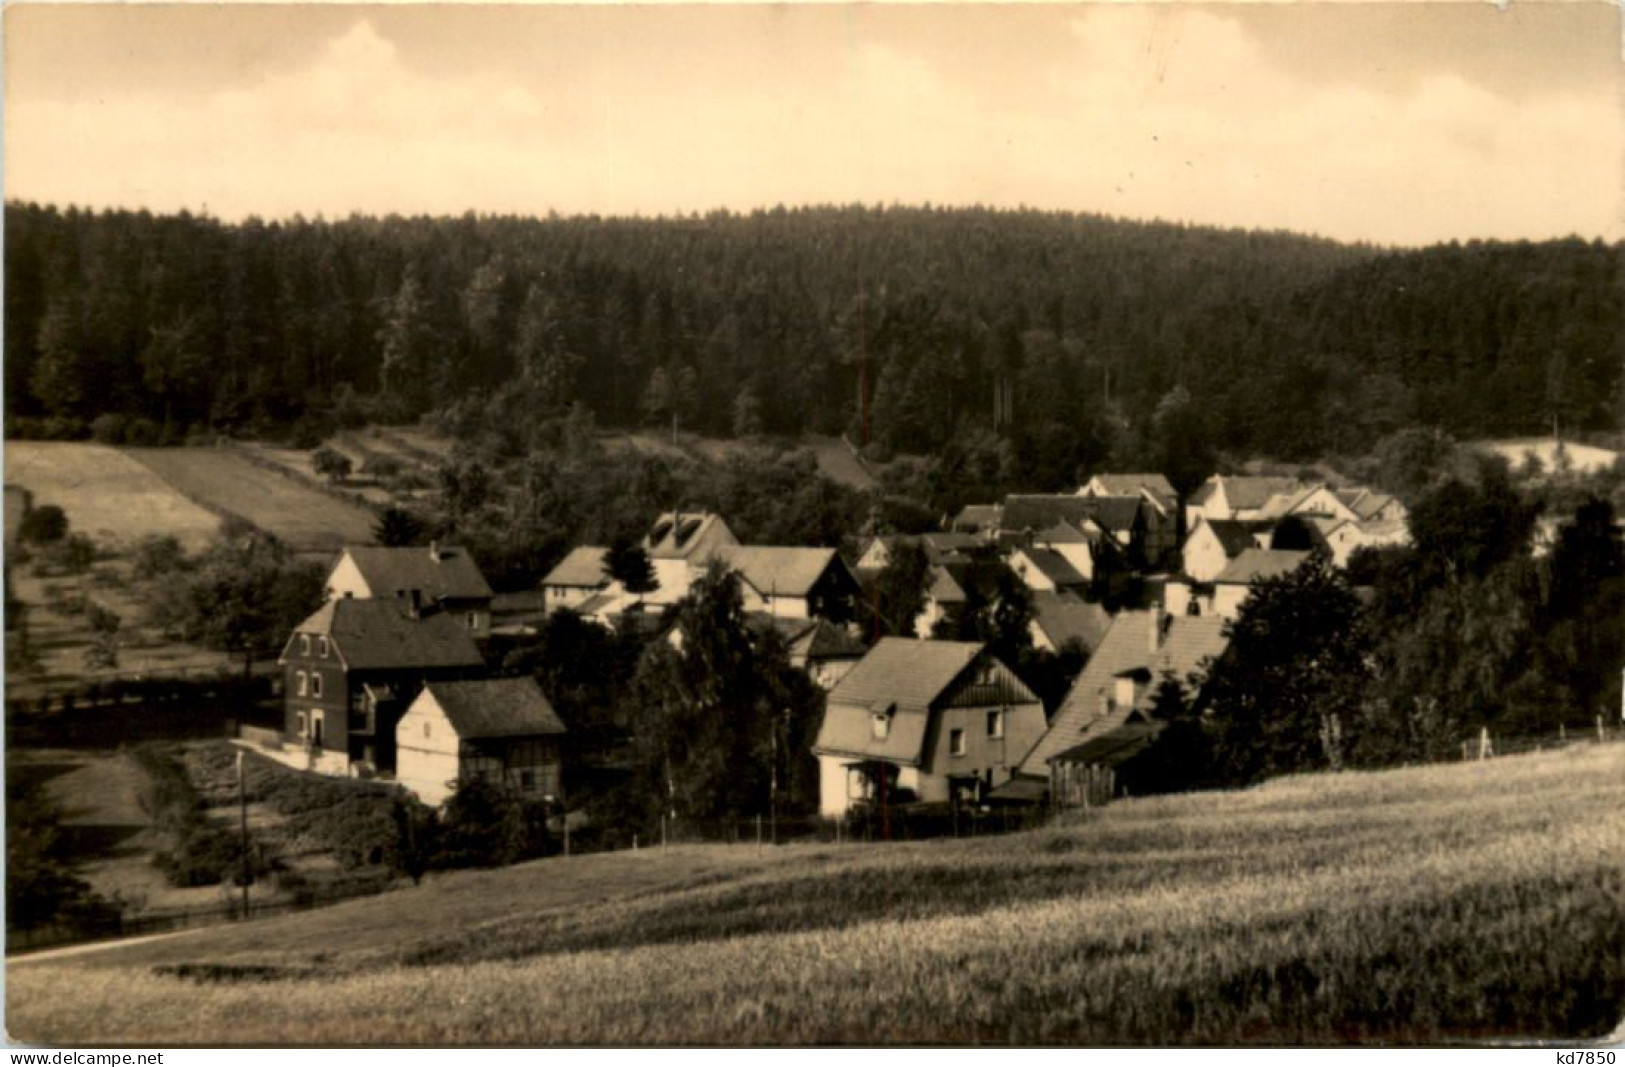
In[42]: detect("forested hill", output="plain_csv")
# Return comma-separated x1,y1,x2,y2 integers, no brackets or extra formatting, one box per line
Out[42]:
6,201,1620,479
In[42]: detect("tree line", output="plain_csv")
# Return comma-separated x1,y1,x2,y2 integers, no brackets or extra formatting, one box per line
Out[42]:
9,202,1620,493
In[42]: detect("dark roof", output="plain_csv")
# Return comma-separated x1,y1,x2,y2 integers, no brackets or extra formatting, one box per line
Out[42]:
1051,718,1163,768
288,599,485,672
1214,548,1311,585
341,545,492,602
1030,591,1112,651
1021,610,1228,776
1199,519,1270,558
1015,546,1090,588
1000,495,1107,532
927,565,967,604
716,545,848,597
746,615,867,661
1033,521,1102,546
647,512,736,560
541,546,610,589
951,504,1003,530
420,678,566,739
984,774,1051,803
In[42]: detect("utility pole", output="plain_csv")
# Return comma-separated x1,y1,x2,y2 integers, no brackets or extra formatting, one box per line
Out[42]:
236,749,251,919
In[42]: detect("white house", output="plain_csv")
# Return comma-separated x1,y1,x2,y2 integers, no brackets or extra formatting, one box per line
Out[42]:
325,543,494,636
1208,548,1312,619
1181,517,1271,583
646,511,738,562
712,545,862,621
539,545,613,613
1324,518,1411,568
1009,545,1091,594
395,678,567,806
812,638,1047,816
1185,475,1310,528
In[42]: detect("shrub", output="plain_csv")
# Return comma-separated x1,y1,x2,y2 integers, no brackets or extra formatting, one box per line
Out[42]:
312,447,353,484
132,536,188,581
90,413,130,444
53,534,98,575
18,505,68,545
124,417,164,446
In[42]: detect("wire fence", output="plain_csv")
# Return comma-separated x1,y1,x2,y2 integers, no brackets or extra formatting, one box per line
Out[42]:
1458,718,1624,761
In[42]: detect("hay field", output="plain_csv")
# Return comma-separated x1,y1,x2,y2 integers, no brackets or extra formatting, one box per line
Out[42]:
10,744,1623,1046
123,448,376,554
4,442,220,553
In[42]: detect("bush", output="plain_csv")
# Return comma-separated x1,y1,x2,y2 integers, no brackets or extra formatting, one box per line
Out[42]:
312,447,353,483
52,534,98,575
124,417,164,446
132,535,188,581
18,505,68,545
90,413,130,444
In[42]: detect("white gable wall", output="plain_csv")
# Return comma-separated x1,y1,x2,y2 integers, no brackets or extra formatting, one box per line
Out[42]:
325,552,374,601
396,690,462,806
1183,522,1235,583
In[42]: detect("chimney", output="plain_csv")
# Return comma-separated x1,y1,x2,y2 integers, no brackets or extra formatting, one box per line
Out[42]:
428,540,441,562
1148,603,1164,655
407,589,423,619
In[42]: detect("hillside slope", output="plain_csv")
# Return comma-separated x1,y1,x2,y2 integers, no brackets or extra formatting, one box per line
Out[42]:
10,744,1624,1045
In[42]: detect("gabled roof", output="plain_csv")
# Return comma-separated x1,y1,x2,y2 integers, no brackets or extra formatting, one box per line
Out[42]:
926,565,967,604
1033,521,1102,546
419,678,566,739
1051,717,1162,768
1014,546,1090,588
824,637,984,714
1197,518,1270,558
951,504,1003,530
920,531,984,555
816,639,1017,766
1338,488,1404,521
1030,591,1112,652
1082,474,1178,512
286,599,485,672
746,614,867,661
338,545,492,602
1205,476,1311,512
1213,548,1311,586
1020,610,1228,776
646,512,737,561
541,546,610,589
715,545,848,598
1002,494,1142,534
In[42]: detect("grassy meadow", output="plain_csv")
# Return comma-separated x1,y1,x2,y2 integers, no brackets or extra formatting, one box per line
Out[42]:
9,743,1624,1045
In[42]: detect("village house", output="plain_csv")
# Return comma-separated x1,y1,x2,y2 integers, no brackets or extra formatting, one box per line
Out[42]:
1208,548,1312,619
915,564,968,636
395,677,567,806
539,545,614,614
812,638,1047,816
1012,606,1229,808
1324,518,1411,568
854,531,984,573
1181,517,1274,583
573,556,696,628
1184,475,1311,528
712,545,861,621
1028,590,1112,655
325,543,494,637
948,504,1002,538
646,510,739,562
1077,473,1181,564
1008,544,1092,595
278,598,487,777
668,613,868,690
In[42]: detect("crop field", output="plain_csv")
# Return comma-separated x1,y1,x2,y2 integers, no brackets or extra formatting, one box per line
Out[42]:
122,448,376,555
5,442,220,553
10,743,1624,1046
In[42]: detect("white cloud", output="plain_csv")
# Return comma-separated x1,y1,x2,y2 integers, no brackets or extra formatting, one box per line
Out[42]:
6,12,1619,244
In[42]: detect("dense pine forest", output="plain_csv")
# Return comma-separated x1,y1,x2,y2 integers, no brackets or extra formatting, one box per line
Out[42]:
6,201,1621,485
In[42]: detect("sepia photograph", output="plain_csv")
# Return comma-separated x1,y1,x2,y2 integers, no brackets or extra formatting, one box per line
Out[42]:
2,0,1623,1049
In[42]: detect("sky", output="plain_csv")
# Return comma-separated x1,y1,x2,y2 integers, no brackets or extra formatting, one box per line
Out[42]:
5,2,1622,247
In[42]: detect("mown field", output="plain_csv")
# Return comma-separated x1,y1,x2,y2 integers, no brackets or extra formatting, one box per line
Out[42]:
10,744,1623,1046
5,442,220,553
122,447,377,555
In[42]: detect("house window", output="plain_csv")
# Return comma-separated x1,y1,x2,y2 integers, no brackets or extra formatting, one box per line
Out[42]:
296,670,308,697
296,711,308,737
318,636,330,658
872,714,891,740
950,728,966,756
311,672,323,698
987,710,1005,739
299,634,311,656
519,769,537,792
467,612,478,630
424,722,432,739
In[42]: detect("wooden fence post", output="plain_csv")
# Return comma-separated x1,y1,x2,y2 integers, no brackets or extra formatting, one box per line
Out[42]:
1479,727,1492,760
1598,715,1606,744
